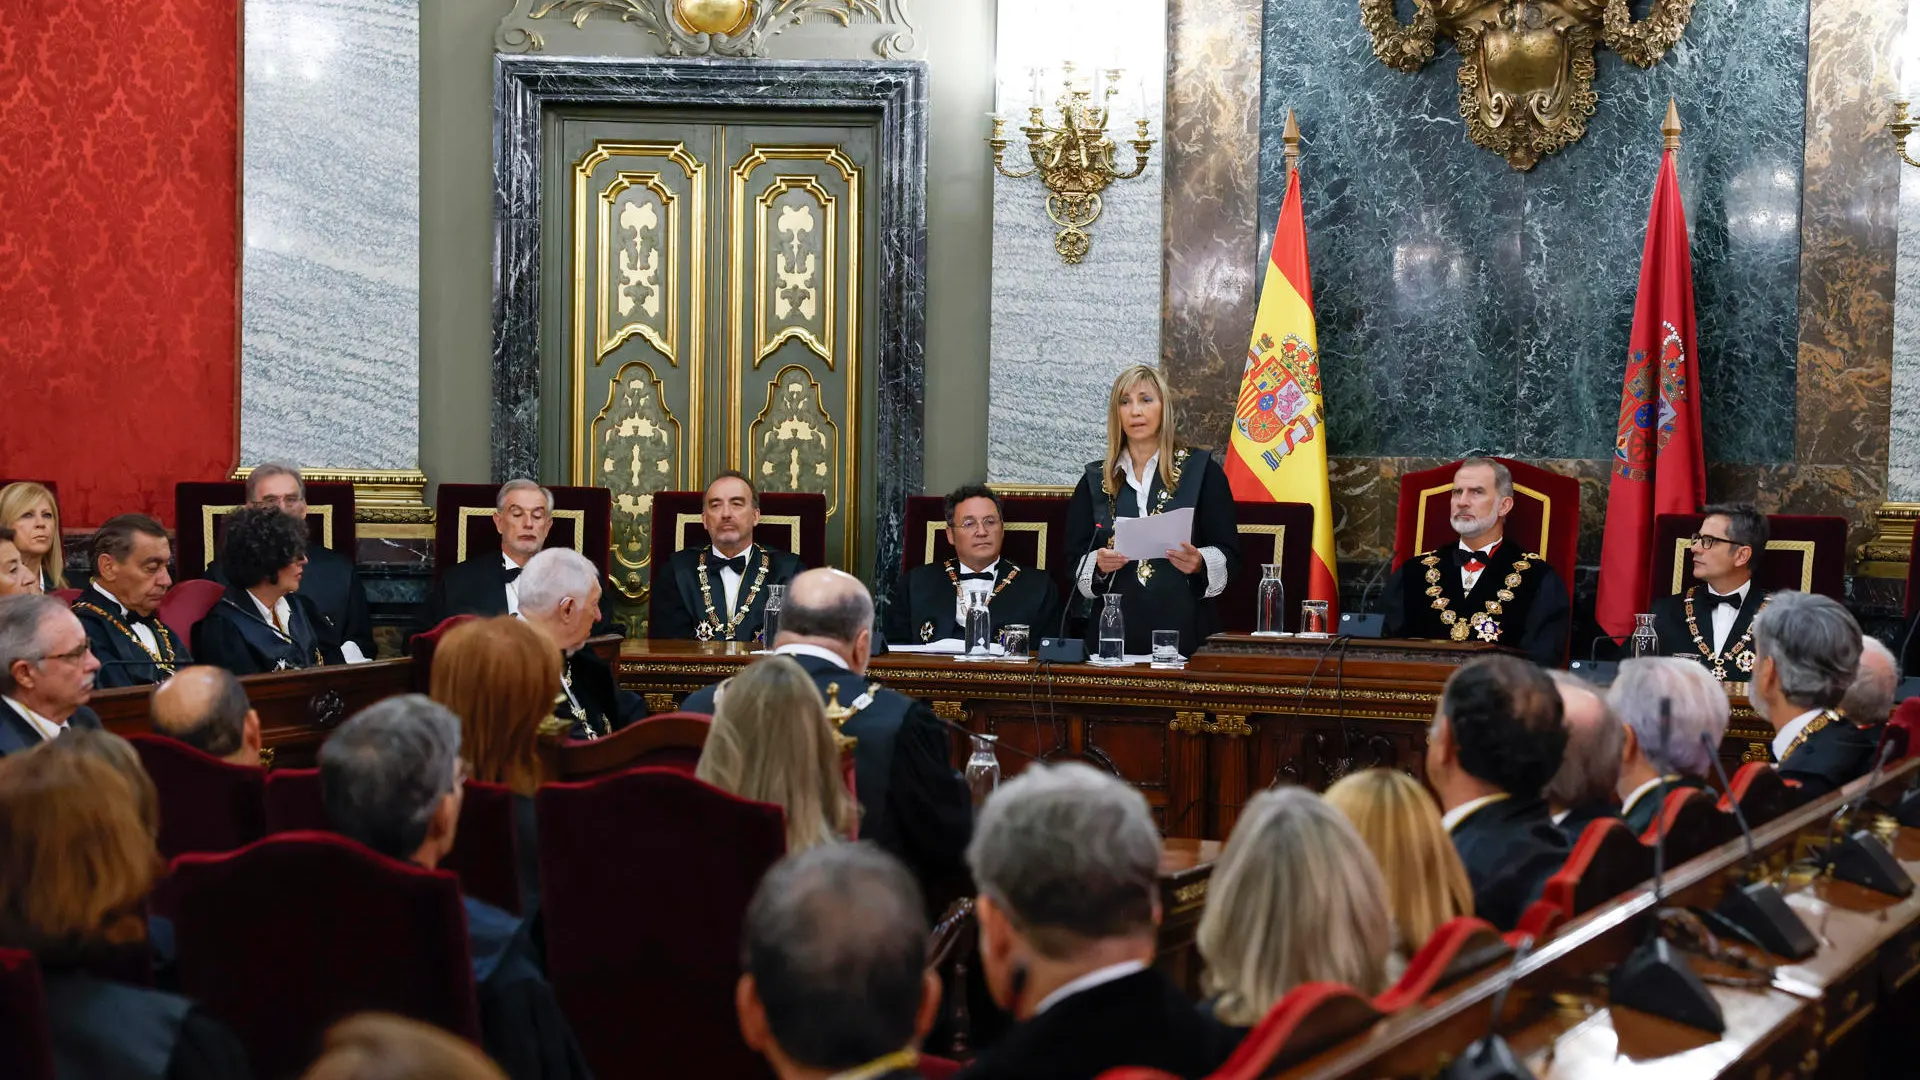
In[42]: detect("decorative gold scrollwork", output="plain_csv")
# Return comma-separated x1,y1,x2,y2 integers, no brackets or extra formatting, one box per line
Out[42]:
751,364,839,515
593,360,683,599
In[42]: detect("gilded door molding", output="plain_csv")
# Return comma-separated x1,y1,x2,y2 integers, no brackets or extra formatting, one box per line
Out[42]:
591,360,684,599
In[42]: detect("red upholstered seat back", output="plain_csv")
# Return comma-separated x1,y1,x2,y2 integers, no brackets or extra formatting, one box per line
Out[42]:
263,768,331,833
0,948,54,1080
1719,762,1793,826
1648,513,1848,601
902,494,1071,610
1390,458,1578,602
918,1055,963,1079
128,734,267,860
1889,700,1920,763
536,769,786,1080
173,480,358,579
1508,900,1567,948
1638,787,1734,866
1220,501,1317,633
1539,818,1654,920
646,490,828,636
552,711,711,781
1200,983,1386,1080
440,779,524,916
167,832,480,1078
49,588,79,604
1370,916,1506,1013
433,483,613,583
156,579,227,643
407,614,480,693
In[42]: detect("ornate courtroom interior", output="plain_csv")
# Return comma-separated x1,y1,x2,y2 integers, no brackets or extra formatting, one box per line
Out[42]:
8,0,1920,1077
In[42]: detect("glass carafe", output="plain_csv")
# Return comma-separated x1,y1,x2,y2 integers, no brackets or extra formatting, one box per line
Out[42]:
1098,593,1126,661
1630,612,1658,658
760,583,785,648
964,587,994,656
965,733,1001,807
1255,564,1286,636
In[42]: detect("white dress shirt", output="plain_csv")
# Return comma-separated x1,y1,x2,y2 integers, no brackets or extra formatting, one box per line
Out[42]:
1441,792,1511,833
711,544,756,615
247,591,297,654
4,696,65,742
772,642,851,671
1456,539,1502,593
1700,581,1749,654
1031,959,1149,1016
1771,708,1823,764
502,553,523,616
89,581,159,654
1076,454,1228,599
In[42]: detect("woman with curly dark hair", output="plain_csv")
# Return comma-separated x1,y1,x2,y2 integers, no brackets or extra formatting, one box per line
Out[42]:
192,506,345,675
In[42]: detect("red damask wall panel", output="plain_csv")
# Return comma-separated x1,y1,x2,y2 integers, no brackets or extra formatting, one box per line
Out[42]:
0,0,239,527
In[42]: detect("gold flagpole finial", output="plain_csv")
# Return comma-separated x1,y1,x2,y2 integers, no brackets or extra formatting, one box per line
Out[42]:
1283,108,1302,175
1662,98,1681,152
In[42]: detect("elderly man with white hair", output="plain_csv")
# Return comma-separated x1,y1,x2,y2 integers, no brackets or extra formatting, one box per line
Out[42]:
1607,658,1729,835
1838,637,1900,728
1751,591,1878,800
518,547,641,740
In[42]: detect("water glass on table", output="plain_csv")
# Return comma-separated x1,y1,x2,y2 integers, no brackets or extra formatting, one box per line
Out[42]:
1299,599,1330,636
1150,629,1183,669
998,624,1030,660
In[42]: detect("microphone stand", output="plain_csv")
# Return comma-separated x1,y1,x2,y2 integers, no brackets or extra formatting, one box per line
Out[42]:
1698,732,1817,958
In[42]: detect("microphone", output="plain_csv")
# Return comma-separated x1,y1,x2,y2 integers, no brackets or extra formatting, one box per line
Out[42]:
1438,935,1535,1080
1338,557,1392,639
1698,731,1817,958
1039,522,1106,664
1819,736,1912,896
1568,634,1626,684
1607,697,1726,1034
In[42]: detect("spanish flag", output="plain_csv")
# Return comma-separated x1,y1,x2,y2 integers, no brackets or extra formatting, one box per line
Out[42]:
1222,150,1338,613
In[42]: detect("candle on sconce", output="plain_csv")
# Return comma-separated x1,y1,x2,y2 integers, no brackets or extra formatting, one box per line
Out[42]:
1029,66,1044,111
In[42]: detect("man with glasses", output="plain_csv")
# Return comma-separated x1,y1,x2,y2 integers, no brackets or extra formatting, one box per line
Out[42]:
0,594,103,755
886,483,1058,646
210,462,374,661
1650,502,1770,681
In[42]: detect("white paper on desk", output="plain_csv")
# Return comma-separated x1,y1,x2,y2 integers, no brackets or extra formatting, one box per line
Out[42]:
887,639,1007,657
1112,507,1195,561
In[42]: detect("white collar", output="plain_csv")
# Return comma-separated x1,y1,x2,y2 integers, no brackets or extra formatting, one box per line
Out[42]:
247,590,292,630
1620,773,1680,819
1117,451,1160,487
1441,792,1510,833
1033,959,1149,1016
4,695,64,743
955,558,1001,577
501,551,521,571
709,544,756,565
88,580,131,617
1456,537,1502,555
1704,580,1749,602
1549,808,1569,826
1772,708,1824,763
773,643,852,671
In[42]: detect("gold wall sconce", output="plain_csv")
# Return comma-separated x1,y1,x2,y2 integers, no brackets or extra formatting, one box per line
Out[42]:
1891,101,1920,168
988,63,1156,265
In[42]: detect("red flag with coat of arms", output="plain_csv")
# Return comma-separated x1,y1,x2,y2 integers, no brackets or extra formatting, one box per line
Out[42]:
1595,114,1706,640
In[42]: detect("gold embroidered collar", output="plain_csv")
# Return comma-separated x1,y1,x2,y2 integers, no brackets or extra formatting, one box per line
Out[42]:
1421,549,1540,643
694,549,769,642
72,599,179,673
1682,586,1766,681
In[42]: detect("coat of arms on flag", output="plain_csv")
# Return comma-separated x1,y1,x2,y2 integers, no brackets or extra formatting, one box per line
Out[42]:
1611,320,1687,484
1235,332,1323,471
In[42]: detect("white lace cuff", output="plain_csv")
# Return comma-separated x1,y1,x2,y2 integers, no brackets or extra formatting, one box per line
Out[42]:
1200,546,1229,599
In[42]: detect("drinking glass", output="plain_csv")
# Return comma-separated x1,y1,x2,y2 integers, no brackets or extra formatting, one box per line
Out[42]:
1151,629,1182,669
965,734,1002,807
998,624,1031,660
1631,612,1658,658
1255,564,1286,636
1098,593,1126,661
965,603,994,656
1299,599,1330,636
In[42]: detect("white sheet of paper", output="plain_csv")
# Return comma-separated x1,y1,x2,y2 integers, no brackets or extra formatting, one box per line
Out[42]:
887,639,1006,656
1112,507,1195,561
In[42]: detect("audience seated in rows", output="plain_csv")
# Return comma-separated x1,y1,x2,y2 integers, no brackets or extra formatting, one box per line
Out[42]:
0,593,103,756
151,666,264,768
1544,673,1624,843
0,525,41,596
0,739,253,1078
1196,787,1392,1032
1426,655,1569,932
682,568,972,911
74,515,190,689
1608,658,1726,835
317,696,590,1080
429,616,558,916
208,463,375,662
0,481,65,593
959,762,1234,1080
194,506,345,676
1841,636,1900,728
516,548,640,740
302,1013,507,1080
1324,768,1474,973
739,844,940,1080
698,653,855,853
1752,591,1877,799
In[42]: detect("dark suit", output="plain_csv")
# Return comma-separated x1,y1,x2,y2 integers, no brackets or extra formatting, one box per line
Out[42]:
191,585,345,676
41,969,252,1080
0,698,102,756
1650,584,1768,683
681,650,972,903
650,544,804,641
1778,711,1885,801
1447,795,1569,932
211,544,372,657
1554,801,1621,846
886,559,1059,646
464,896,593,1080
556,646,644,740
1384,542,1571,666
72,586,191,688
1620,774,1710,836
423,553,518,627
955,968,1236,1080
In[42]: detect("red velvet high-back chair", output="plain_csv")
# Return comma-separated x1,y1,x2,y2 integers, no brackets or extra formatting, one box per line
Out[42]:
646,490,828,636
262,768,331,833
440,779,525,917
174,480,359,576
1538,818,1654,920
902,493,1071,609
156,579,227,643
167,832,481,1078
1369,916,1506,1013
1220,501,1316,633
536,769,786,1080
1390,458,1579,602
1647,513,1848,601
550,711,711,781
408,614,480,693
1719,762,1793,826
1105,984,1386,1080
1638,787,1734,865
434,483,613,582
0,948,53,1080
128,734,267,860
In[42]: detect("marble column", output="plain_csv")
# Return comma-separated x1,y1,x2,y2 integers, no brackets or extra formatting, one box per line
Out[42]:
1890,0,1920,504
240,0,420,471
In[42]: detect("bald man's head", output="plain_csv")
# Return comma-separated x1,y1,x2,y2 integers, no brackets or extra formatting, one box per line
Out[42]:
1545,672,1624,814
151,665,261,766
775,568,875,671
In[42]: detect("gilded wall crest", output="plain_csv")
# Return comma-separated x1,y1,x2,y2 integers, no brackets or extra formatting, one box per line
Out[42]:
1359,0,1693,169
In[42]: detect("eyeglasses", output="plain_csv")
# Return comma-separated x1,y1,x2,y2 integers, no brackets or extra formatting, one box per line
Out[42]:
954,516,1001,533
31,642,93,664
1688,533,1745,552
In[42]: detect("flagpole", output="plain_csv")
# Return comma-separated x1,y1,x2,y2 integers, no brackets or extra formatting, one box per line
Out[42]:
1663,97,1681,152
1283,108,1301,177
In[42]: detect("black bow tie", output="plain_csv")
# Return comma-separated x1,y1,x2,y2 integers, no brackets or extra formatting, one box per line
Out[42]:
503,566,522,583
1699,589,1742,611
713,555,748,576
1456,547,1496,569
955,571,994,582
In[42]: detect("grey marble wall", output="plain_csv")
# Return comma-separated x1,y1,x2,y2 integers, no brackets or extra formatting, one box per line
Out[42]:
1258,0,1807,465
1893,0,1920,502
987,2,1167,485
241,0,419,468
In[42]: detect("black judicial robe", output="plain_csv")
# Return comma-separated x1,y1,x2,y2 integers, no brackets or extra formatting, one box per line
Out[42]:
191,585,345,676
1777,710,1885,801
1065,449,1239,657
40,970,252,1080
465,896,594,1080
1447,795,1569,932
210,544,372,658
553,646,645,741
0,699,102,757
1620,774,1711,837
71,589,191,689
954,968,1236,1080
1650,585,1769,683
1554,801,1621,846
1383,542,1570,666
422,553,518,628
649,544,804,642
680,652,973,905
886,559,1059,646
